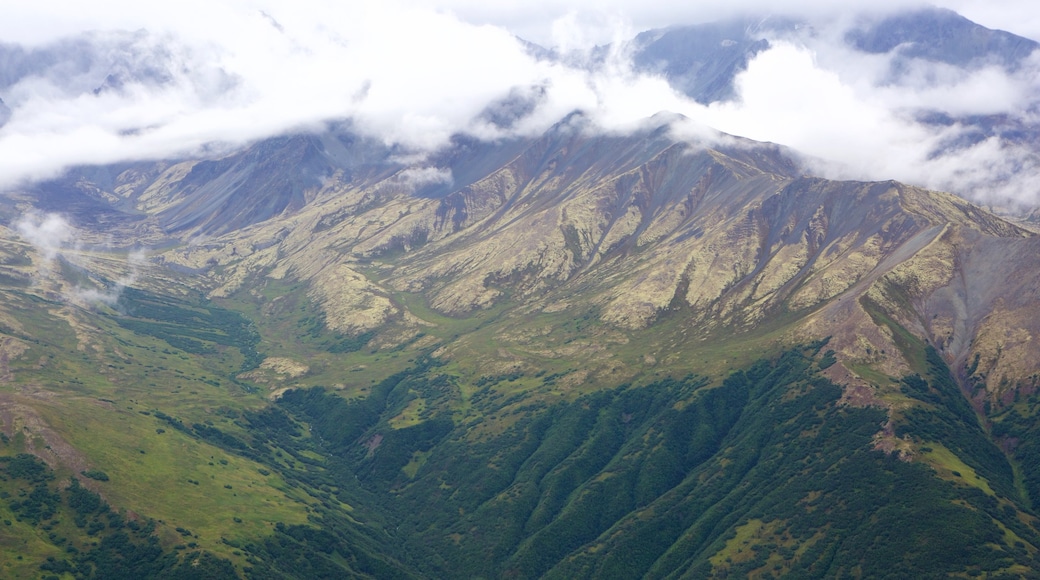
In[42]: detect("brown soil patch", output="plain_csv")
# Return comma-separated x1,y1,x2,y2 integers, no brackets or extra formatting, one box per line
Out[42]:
0,392,103,493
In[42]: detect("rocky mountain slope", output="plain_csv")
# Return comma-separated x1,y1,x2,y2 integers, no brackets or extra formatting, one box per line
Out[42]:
1,115,1039,578
34,113,1035,402
2,7,1040,578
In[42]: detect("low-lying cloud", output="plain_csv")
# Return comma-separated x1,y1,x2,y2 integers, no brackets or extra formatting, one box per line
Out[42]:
14,210,146,306
396,167,455,191
15,211,77,260
67,249,146,308
693,41,1040,203
0,1,1038,206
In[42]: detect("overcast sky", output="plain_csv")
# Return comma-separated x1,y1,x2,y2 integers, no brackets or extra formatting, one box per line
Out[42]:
4,0,1038,46
0,0,1038,206
426,0,1040,46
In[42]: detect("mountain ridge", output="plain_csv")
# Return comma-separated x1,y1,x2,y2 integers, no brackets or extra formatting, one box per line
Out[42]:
21,114,1036,407
3,8,1040,577
0,115,1038,579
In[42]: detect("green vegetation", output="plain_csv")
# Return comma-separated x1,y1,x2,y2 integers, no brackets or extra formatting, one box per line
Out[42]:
112,287,263,372
80,469,110,482
992,386,1040,507
549,347,1031,579
2,279,1039,578
0,453,238,579
156,343,1037,578
895,347,1015,498
6,97,1040,579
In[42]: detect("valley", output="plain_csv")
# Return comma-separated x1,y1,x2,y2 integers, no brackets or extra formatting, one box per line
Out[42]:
2,5,1040,578
0,115,1039,577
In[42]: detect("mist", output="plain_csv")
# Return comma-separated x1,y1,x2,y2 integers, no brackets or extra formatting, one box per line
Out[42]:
14,211,146,306
0,1,1037,205
15,212,77,260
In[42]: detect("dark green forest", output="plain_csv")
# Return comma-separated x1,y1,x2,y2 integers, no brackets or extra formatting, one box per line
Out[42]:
11,339,1034,578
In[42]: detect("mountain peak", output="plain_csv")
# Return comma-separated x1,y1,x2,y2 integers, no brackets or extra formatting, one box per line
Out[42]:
846,6,1040,69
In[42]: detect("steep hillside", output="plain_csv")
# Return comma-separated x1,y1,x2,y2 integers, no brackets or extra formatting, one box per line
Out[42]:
3,116,1040,577
97,115,1037,399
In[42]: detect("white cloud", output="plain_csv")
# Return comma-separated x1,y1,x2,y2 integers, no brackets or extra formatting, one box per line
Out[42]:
14,210,147,304
0,0,1037,206
0,1,698,186
406,0,1040,47
15,212,77,260
686,38,1040,203
697,43,942,177
68,249,146,307
396,167,454,190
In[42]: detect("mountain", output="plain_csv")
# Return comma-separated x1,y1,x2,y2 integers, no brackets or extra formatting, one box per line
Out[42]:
50,114,1037,391
628,18,776,104
1,112,1040,576
845,7,1040,70
624,8,1040,104
2,9,1040,579
0,30,229,98
616,9,1040,209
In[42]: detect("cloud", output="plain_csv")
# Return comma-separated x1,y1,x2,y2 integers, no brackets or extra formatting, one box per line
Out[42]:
0,0,1037,206
686,38,1040,204
396,167,455,190
15,212,77,260
14,210,147,305
0,2,555,184
406,0,1040,47
68,249,147,308
0,1,696,185
70,286,123,307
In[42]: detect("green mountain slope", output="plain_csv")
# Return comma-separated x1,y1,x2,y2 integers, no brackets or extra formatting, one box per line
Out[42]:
2,119,1040,577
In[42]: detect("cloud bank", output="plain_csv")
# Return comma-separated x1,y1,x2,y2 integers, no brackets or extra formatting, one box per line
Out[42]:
0,0,1037,205
697,41,1040,203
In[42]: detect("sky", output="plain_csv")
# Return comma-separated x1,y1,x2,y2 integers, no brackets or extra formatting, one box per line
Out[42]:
0,0,1038,206
4,0,1039,47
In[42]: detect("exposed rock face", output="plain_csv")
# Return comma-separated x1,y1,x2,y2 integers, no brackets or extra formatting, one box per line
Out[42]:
28,114,1040,403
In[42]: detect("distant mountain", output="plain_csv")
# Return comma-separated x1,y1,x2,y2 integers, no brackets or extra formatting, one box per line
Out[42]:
0,30,237,114
136,133,392,237
0,31,172,95
628,18,776,104
599,8,1040,209
621,8,1040,105
846,7,1040,70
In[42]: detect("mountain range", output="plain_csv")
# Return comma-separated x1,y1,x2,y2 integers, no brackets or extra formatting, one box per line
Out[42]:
1,6,1040,579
